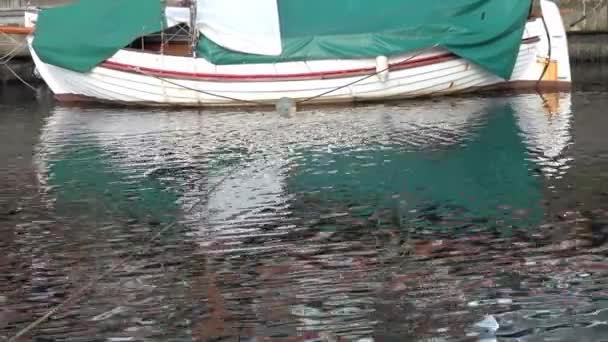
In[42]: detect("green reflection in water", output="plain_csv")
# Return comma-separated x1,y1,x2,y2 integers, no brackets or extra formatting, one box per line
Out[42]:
289,104,543,232
48,146,179,226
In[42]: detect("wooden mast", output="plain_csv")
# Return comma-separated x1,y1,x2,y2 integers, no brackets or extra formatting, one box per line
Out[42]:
189,0,198,57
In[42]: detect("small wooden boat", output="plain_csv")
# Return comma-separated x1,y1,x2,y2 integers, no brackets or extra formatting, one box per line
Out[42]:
0,8,30,58
26,0,572,107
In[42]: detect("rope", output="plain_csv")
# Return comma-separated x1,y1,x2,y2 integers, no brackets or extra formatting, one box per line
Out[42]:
296,46,438,104
536,12,552,90
0,39,38,91
9,166,239,341
140,68,271,106
136,45,439,107
297,68,390,105
2,62,37,91
0,39,27,65
0,44,22,64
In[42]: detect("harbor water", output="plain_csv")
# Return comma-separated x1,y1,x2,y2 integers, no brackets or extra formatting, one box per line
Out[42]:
1,65,608,341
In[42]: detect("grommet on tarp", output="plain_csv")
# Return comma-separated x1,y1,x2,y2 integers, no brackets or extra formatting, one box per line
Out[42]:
276,97,297,116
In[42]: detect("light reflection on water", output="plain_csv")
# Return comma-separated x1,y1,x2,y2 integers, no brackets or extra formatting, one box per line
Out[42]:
2,90,608,342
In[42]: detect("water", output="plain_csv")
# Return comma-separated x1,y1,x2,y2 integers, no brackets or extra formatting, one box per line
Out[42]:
1,69,608,341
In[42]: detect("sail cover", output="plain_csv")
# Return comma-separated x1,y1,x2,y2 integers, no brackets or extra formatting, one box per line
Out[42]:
198,0,533,79
165,1,282,56
195,0,282,56
32,0,164,73
32,0,282,72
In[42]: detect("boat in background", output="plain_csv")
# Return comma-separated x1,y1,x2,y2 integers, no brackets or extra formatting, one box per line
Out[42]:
26,0,571,107
0,7,30,58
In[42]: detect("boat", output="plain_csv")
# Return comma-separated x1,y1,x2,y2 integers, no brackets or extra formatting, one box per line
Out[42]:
25,0,571,107
0,8,29,58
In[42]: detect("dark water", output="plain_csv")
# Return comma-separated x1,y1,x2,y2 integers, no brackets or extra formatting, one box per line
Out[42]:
1,69,608,341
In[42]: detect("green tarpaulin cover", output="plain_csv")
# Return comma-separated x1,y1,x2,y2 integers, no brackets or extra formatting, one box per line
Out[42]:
198,0,532,79
32,0,163,73
33,0,532,79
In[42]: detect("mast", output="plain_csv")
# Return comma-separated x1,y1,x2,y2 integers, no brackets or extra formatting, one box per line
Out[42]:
189,0,199,57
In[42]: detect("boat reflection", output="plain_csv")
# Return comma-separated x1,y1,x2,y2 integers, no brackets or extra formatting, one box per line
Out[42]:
31,93,574,341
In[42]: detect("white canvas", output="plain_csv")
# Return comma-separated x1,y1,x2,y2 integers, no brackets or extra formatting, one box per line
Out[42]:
164,2,282,56
196,0,282,56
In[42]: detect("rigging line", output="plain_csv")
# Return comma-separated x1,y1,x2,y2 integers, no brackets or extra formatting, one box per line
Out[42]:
9,166,240,341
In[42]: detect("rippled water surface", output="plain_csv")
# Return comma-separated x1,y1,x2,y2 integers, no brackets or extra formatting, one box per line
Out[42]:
1,72,608,341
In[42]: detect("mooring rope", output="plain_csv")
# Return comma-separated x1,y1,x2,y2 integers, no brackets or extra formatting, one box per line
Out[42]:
536,13,553,90
297,46,438,105
9,166,239,341
140,68,271,106
0,45,22,64
308,46,439,103
2,63,37,91
0,40,38,91
0,39,27,65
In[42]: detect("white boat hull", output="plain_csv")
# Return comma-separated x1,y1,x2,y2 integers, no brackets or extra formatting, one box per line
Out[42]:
27,0,571,107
